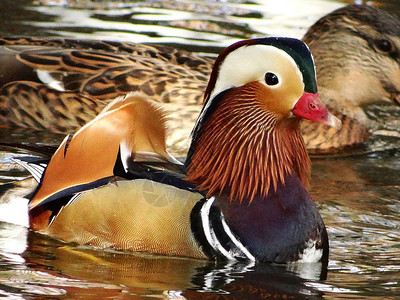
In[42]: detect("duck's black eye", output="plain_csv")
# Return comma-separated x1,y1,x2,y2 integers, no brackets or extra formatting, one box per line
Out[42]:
375,39,393,53
265,72,279,86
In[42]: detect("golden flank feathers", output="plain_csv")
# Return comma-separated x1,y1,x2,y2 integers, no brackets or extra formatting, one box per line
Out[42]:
29,93,174,210
42,180,206,258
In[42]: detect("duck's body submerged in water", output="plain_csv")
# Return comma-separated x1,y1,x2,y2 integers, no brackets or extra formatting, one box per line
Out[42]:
13,37,341,263
0,4,399,154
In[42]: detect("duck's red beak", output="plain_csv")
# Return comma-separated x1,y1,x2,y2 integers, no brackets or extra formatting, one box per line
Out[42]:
292,92,342,130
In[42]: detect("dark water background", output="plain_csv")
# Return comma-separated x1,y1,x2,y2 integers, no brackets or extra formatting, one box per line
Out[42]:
0,0,400,298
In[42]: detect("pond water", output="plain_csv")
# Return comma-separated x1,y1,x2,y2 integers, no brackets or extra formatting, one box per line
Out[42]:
1,0,400,298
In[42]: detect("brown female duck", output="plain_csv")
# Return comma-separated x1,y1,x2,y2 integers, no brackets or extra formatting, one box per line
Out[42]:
302,4,400,153
0,4,399,154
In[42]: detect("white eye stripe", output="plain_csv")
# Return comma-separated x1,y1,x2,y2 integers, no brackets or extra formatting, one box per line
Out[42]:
209,44,301,101
193,43,304,132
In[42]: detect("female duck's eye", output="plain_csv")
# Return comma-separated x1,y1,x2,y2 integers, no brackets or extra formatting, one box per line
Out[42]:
265,72,279,86
375,39,393,53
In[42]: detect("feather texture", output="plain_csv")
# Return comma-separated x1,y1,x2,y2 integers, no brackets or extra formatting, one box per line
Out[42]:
29,93,174,210
186,82,310,203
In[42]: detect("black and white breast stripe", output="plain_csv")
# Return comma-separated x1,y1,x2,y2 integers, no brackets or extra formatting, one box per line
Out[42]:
190,197,255,261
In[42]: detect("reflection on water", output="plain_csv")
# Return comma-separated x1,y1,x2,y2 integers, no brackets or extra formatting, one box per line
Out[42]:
0,0,345,53
1,0,400,298
1,230,329,298
311,151,400,297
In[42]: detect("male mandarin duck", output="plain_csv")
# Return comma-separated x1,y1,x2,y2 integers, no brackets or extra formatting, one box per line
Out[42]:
16,37,341,263
0,4,399,154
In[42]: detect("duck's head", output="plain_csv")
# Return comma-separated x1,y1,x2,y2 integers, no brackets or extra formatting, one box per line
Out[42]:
304,5,400,108
185,37,341,202
196,38,342,133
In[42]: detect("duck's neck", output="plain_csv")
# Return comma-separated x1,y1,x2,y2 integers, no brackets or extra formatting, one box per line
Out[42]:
185,87,310,203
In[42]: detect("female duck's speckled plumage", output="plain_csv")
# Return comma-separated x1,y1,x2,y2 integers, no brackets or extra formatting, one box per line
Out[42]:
0,39,210,154
13,37,340,263
0,5,399,154
301,4,400,152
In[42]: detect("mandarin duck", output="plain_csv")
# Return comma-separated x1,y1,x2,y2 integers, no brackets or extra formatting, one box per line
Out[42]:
13,37,341,263
0,5,398,155
301,4,400,153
